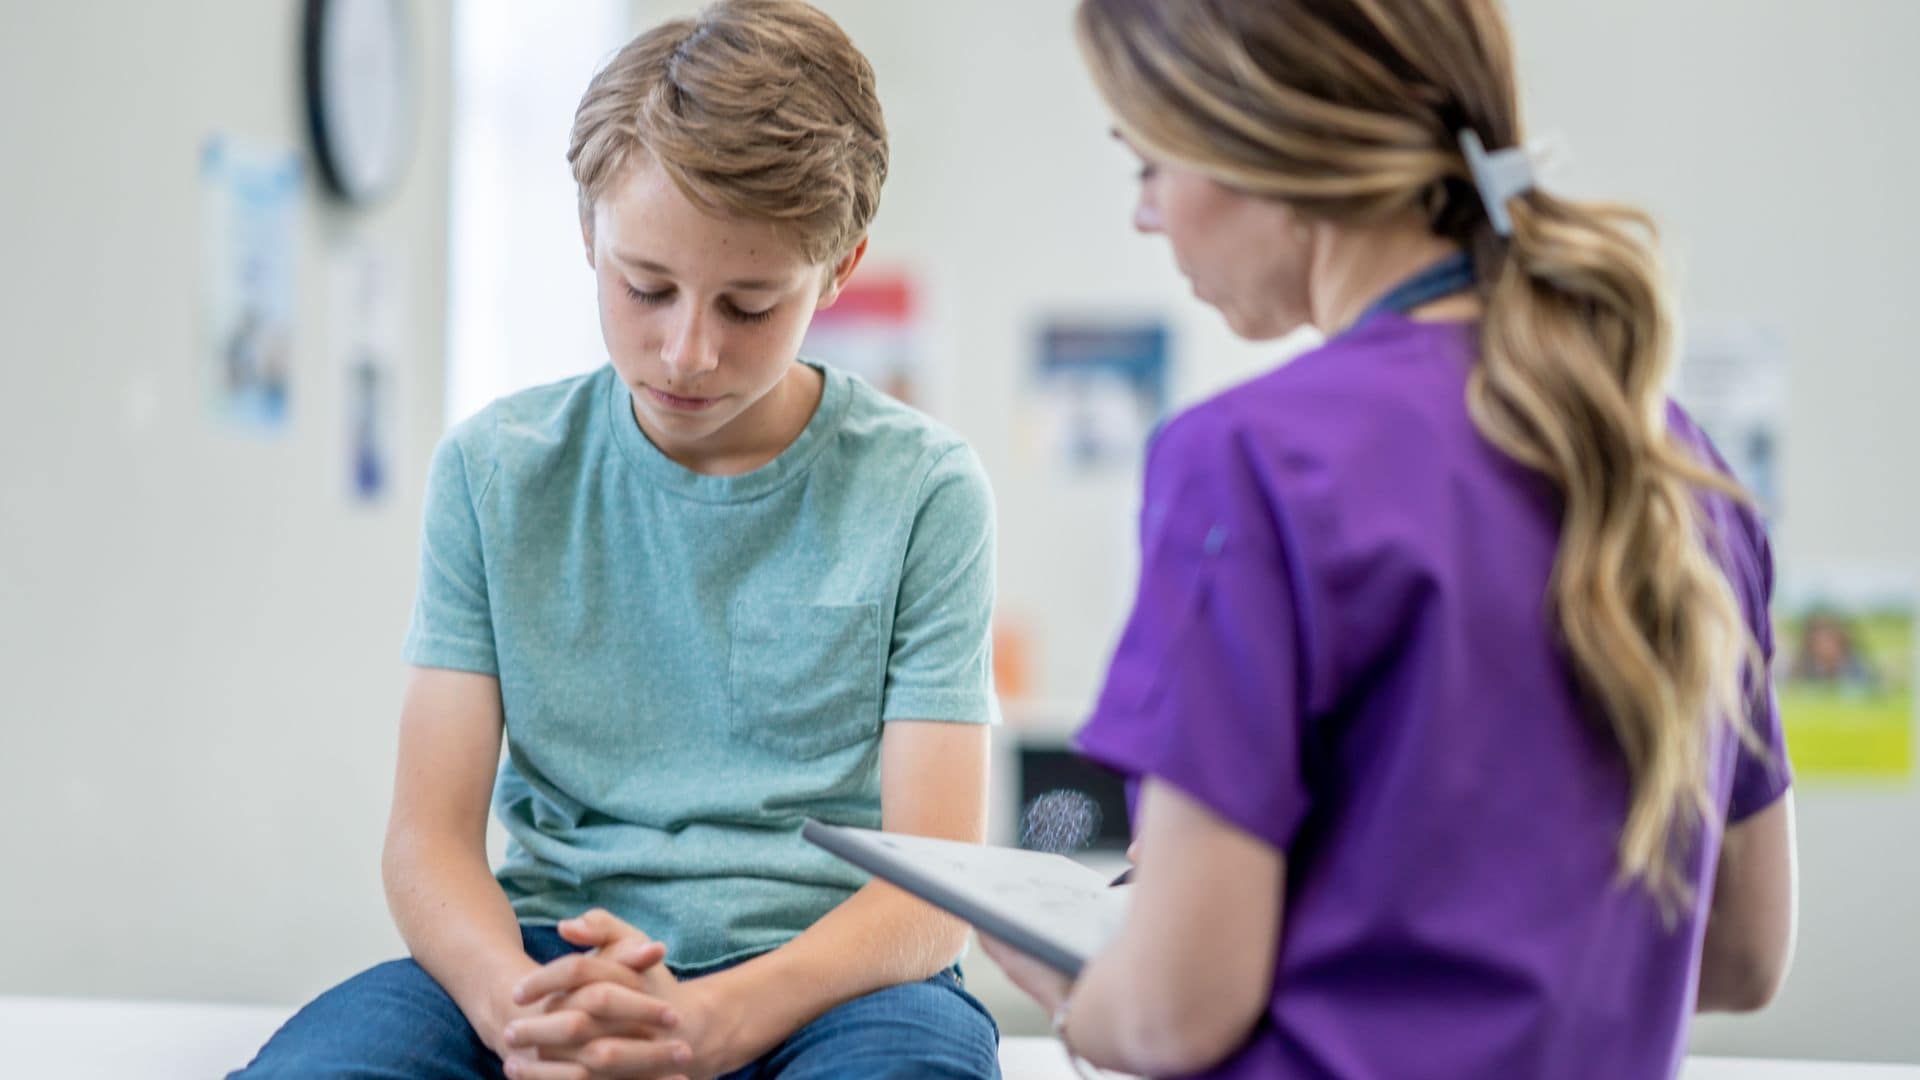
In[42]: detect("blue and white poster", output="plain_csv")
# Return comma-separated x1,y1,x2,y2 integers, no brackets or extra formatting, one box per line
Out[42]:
1034,318,1171,472
199,135,304,432
329,241,406,505
1674,317,1786,523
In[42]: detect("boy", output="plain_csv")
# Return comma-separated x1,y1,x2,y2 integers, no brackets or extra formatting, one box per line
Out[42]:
233,3,1000,1077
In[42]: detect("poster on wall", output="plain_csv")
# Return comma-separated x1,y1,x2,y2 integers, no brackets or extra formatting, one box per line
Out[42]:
199,134,304,432
801,270,924,408
1776,570,1915,781
1032,317,1171,472
1673,318,1786,522
329,241,406,504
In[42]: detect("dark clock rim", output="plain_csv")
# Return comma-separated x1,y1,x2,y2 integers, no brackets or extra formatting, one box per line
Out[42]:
302,0,413,207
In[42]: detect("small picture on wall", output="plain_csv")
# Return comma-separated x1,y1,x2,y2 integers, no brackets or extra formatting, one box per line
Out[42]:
199,134,304,433
1776,570,1914,781
802,269,926,409
1031,317,1171,473
1673,317,1786,523
329,242,406,504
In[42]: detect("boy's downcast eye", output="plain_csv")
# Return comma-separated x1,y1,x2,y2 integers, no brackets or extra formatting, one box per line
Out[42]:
625,284,775,325
723,301,776,325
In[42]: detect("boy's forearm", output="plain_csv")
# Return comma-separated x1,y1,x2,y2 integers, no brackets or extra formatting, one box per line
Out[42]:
383,829,535,1049
692,880,968,1072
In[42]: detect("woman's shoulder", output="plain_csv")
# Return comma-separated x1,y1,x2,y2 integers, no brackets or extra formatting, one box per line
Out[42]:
1154,318,1480,490
1663,400,1775,620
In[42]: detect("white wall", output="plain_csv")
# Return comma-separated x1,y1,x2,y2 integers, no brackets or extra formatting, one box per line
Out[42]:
446,0,628,423
1,0,1914,1067
0,1,451,1003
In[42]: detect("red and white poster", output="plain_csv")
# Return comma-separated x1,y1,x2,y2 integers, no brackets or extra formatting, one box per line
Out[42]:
802,269,924,408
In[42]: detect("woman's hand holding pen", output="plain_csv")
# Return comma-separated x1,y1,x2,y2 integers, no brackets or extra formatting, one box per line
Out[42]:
982,838,1139,1013
1110,838,1141,886
978,932,1075,1015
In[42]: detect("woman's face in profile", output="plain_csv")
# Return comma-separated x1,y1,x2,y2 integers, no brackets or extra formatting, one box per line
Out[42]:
1126,144,1315,341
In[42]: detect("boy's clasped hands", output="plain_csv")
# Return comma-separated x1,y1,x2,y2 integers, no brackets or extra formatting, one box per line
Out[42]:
498,910,716,1080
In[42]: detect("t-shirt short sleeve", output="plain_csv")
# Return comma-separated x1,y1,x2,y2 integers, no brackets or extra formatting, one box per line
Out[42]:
1728,500,1791,823
880,443,1000,725
1075,411,1315,852
401,425,499,675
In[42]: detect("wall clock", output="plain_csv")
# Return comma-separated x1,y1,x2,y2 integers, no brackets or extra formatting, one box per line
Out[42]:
303,0,413,205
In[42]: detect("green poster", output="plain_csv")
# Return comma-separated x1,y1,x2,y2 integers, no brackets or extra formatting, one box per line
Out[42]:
1776,574,1914,781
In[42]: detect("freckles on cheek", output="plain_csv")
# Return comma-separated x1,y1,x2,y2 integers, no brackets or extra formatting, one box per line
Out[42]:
599,280,627,321
597,295,652,361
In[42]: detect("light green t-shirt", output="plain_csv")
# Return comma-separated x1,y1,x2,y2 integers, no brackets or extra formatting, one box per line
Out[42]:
402,362,998,970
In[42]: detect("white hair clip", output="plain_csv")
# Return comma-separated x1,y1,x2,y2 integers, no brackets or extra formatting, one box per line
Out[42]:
1459,128,1547,238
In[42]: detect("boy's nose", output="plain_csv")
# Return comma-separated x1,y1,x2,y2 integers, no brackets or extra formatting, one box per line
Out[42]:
661,310,720,382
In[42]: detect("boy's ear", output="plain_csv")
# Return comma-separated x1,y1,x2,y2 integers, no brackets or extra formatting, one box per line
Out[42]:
581,209,599,271
817,235,869,308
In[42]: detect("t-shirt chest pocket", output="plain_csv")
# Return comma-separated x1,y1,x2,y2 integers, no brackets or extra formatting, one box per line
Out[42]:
728,598,884,759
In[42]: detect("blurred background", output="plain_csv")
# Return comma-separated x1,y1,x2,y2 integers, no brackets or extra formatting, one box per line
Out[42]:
2,0,1916,1062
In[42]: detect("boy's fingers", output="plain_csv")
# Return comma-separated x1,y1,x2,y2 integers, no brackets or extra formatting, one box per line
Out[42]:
560,908,651,947
505,1008,601,1051
513,953,645,1005
573,1036,695,1076
610,939,668,972
501,1053,588,1080
559,982,681,1029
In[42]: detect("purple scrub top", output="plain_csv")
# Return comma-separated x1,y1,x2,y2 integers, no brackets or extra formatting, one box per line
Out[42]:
1075,313,1789,1079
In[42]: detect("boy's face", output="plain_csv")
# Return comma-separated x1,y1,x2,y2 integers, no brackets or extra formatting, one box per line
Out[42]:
586,157,860,469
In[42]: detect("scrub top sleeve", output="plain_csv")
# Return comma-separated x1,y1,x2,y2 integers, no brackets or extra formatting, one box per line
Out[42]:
1076,411,1316,852
1729,501,1791,823
1670,402,1792,823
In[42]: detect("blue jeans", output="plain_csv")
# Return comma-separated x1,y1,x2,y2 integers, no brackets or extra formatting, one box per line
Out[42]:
230,925,1001,1079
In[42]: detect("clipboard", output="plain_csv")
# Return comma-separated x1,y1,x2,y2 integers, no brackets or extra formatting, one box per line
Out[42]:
801,819,1130,977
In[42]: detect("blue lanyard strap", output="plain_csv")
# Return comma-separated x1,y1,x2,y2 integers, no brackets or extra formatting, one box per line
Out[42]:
1354,252,1476,327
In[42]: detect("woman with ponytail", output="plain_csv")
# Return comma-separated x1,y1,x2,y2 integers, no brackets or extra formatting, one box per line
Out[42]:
981,1,1796,1076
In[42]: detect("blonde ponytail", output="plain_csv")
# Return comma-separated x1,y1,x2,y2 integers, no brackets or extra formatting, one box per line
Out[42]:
1471,191,1760,911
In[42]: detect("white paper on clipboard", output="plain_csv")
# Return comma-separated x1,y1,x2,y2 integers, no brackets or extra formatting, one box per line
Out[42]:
803,820,1131,977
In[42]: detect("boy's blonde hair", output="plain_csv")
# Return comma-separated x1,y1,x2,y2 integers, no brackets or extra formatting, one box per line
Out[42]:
567,0,889,265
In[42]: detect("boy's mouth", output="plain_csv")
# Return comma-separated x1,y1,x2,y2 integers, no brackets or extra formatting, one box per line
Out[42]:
646,385,722,412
